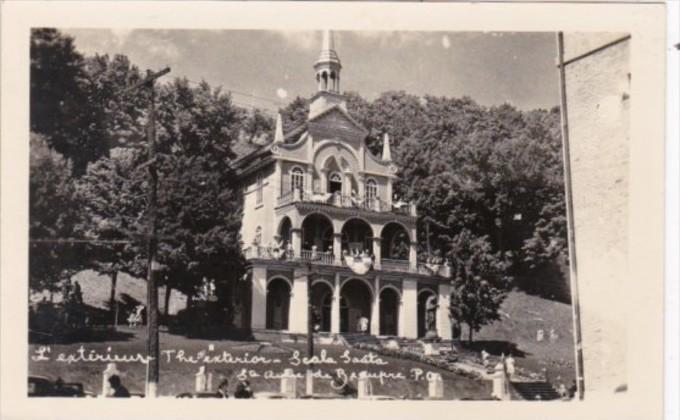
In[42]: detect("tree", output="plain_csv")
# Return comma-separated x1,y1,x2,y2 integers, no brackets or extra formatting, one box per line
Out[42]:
75,147,149,315
77,77,247,325
29,133,82,295
152,78,246,316
30,29,110,175
279,96,309,133
448,229,512,343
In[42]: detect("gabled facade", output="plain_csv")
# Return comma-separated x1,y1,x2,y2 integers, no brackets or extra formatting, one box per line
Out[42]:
235,31,452,339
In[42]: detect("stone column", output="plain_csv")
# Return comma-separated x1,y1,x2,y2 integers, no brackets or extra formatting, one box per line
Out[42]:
437,282,452,340
250,266,268,329
306,166,314,194
371,276,380,336
372,237,382,270
291,228,302,260
273,161,282,200
398,295,405,338
331,273,341,334
343,171,353,197
357,174,365,200
409,242,418,271
333,233,342,265
402,279,418,338
386,179,393,207
289,269,308,333
319,169,328,194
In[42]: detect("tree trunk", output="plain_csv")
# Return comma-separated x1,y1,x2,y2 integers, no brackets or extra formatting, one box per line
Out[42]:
109,271,118,315
468,325,474,344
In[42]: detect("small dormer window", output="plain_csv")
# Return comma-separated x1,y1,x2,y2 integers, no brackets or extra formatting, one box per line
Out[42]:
291,167,305,192
366,179,378,203
329,172,343,194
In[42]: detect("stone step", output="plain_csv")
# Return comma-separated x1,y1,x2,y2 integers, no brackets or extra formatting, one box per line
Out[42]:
511,381,562,401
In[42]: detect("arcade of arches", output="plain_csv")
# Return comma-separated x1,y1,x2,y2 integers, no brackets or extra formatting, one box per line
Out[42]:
282,214,410,259
261,274,447,339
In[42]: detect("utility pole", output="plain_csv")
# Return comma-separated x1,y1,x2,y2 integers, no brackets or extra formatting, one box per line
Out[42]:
138,67,171,398
306,262,315,396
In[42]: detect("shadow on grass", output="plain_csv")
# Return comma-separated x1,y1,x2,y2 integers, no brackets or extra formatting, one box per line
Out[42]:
29,328,136,345
460,340,530,358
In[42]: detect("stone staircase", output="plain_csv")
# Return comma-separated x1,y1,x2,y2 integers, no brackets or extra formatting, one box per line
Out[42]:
511,381,562,401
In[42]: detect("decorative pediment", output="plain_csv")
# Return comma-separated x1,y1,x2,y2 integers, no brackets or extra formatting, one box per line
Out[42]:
308,105,368,142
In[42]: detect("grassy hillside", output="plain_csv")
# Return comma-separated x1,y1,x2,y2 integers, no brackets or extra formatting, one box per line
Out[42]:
465,290,576,388
31,270,188,316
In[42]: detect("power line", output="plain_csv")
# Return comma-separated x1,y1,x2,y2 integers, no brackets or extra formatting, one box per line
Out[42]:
30,238,133,245
184,78,285,107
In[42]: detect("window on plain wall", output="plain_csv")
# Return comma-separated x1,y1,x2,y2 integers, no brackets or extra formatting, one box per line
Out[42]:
291,167,304,192
256,174,264,205
366,179,378,202
255,226,262,245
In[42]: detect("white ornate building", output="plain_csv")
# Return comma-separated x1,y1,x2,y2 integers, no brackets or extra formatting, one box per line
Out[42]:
235,31,452,339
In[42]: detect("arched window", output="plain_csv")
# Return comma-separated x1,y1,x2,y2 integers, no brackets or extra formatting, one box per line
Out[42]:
291,167,304,192
365,179,378,203
329,172,343,194
256,174,263,205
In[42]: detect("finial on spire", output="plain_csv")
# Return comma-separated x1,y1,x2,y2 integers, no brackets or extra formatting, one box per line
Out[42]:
321,30,335,54
382,133,392,161
273,113,284,144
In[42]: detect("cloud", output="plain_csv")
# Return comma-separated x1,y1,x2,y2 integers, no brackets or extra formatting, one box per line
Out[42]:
277,31,317,50
352,31,428,48
276,88,288,99
441,35,451,49
134,32,181,61
110,28,133,46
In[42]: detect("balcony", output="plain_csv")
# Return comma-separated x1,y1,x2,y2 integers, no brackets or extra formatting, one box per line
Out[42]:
277,189,416,217
243,245,451,278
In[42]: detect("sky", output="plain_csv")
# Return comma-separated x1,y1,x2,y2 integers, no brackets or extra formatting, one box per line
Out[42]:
63,29,559,114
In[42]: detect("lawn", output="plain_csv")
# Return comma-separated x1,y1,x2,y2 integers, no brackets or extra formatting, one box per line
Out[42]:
463,290,576,388
29,327,490,399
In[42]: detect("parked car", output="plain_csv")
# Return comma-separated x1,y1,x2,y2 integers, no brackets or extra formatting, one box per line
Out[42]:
28,375,95,397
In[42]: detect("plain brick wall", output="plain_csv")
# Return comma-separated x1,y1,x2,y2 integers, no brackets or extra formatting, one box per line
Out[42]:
564,34,630,397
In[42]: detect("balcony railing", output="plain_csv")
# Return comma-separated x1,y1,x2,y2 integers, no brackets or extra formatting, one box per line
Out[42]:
244,246,451,278
300,249,335,265
277,189,416,217
381,258,410,272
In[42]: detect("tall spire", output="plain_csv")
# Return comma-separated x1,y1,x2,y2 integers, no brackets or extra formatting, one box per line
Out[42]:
273,112,284,144
314,30,342,93
382,133,392,161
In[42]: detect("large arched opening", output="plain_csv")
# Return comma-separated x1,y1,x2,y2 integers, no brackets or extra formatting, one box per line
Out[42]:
342,218,373,255
379,287,400,336
417,289,437,338
266,278,291,330
302,213,334,253
311,281,333,332
340,279,372,334
278,217,292,244
381,223,410,260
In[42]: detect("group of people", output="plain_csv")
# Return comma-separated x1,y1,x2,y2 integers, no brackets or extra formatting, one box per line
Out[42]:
343,248,373,259
215,378,255,399
105,375,254,399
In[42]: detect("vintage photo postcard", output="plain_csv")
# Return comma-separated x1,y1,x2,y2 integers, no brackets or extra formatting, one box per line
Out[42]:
0,2,667,420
